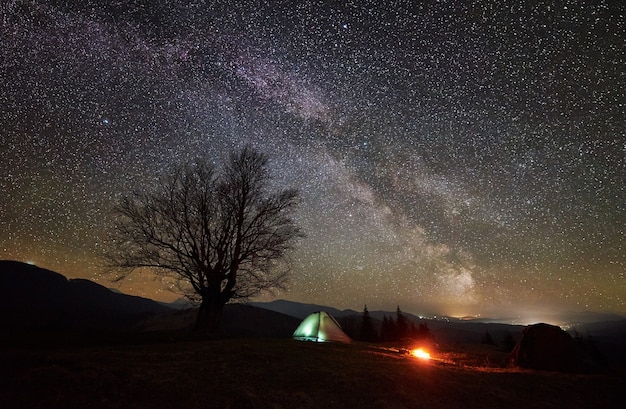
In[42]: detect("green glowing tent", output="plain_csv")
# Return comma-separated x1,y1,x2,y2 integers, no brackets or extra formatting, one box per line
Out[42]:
292,311,352,343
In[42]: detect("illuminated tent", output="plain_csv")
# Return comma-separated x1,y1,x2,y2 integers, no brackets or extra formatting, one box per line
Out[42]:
292,311,352,343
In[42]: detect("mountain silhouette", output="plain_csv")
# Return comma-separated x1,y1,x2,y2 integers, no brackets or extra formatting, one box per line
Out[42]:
0,260,171,331
249,299,359,319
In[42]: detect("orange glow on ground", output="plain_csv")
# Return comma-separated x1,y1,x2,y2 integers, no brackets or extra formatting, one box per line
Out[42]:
411,348,431,360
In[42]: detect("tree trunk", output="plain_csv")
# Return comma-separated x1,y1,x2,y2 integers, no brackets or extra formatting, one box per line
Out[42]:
194,294,225,333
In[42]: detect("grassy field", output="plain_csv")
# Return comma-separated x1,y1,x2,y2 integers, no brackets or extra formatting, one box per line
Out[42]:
1,335,625,409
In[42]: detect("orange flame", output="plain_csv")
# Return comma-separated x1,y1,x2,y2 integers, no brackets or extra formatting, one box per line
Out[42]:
411,348,431,360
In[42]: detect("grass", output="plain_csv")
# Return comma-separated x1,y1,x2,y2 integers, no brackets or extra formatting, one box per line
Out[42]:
1,335,625,409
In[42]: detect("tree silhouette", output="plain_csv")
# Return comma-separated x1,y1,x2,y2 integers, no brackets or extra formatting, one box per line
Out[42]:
395,306,409,340
105,146,301,332
359,304,378,342
415,322,432,341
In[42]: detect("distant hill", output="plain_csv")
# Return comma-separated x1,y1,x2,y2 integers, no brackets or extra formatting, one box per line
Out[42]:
136,303,301,338
4,260,622,352
0,260,172,332
249,299,359,319
0,260,302,337
250,299,626,367
250,298,462,322
250,299,527,344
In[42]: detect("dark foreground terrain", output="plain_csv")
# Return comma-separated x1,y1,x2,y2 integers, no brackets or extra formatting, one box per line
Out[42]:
1,334,624,409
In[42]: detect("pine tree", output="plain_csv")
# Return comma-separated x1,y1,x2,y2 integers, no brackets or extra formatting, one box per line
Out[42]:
395,306,409,340
359,304,378,342
416,322,432,341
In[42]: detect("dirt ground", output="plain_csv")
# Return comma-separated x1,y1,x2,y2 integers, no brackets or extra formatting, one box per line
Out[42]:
1,335,625,409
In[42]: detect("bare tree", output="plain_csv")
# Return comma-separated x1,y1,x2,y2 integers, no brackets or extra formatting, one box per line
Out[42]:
105,146,302,332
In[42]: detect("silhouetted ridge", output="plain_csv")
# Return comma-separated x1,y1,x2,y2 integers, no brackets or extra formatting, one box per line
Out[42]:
0,260,171,332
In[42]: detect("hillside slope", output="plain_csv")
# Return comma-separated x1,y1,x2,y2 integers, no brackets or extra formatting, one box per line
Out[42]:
0,260,171,331
2,338,624,409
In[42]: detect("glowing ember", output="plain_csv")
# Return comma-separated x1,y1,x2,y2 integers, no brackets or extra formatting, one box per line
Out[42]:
411,348,431,360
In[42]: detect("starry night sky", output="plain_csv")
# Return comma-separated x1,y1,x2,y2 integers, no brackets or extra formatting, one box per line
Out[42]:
1,0,624,322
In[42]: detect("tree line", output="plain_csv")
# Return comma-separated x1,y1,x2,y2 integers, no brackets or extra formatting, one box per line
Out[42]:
343,305,434,343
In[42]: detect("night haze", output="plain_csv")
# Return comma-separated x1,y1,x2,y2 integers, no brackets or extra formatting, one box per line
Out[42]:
1,0,624,324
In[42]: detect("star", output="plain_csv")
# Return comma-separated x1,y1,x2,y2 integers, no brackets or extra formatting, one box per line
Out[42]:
0,0,623,321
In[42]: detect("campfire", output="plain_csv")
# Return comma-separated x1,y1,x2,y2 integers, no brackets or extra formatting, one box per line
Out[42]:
411,348,431,360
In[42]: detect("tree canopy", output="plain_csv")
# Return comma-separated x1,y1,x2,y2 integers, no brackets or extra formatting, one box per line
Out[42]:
105,146,302,331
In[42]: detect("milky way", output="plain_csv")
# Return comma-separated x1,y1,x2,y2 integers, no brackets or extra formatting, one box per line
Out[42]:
1,0,624,321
